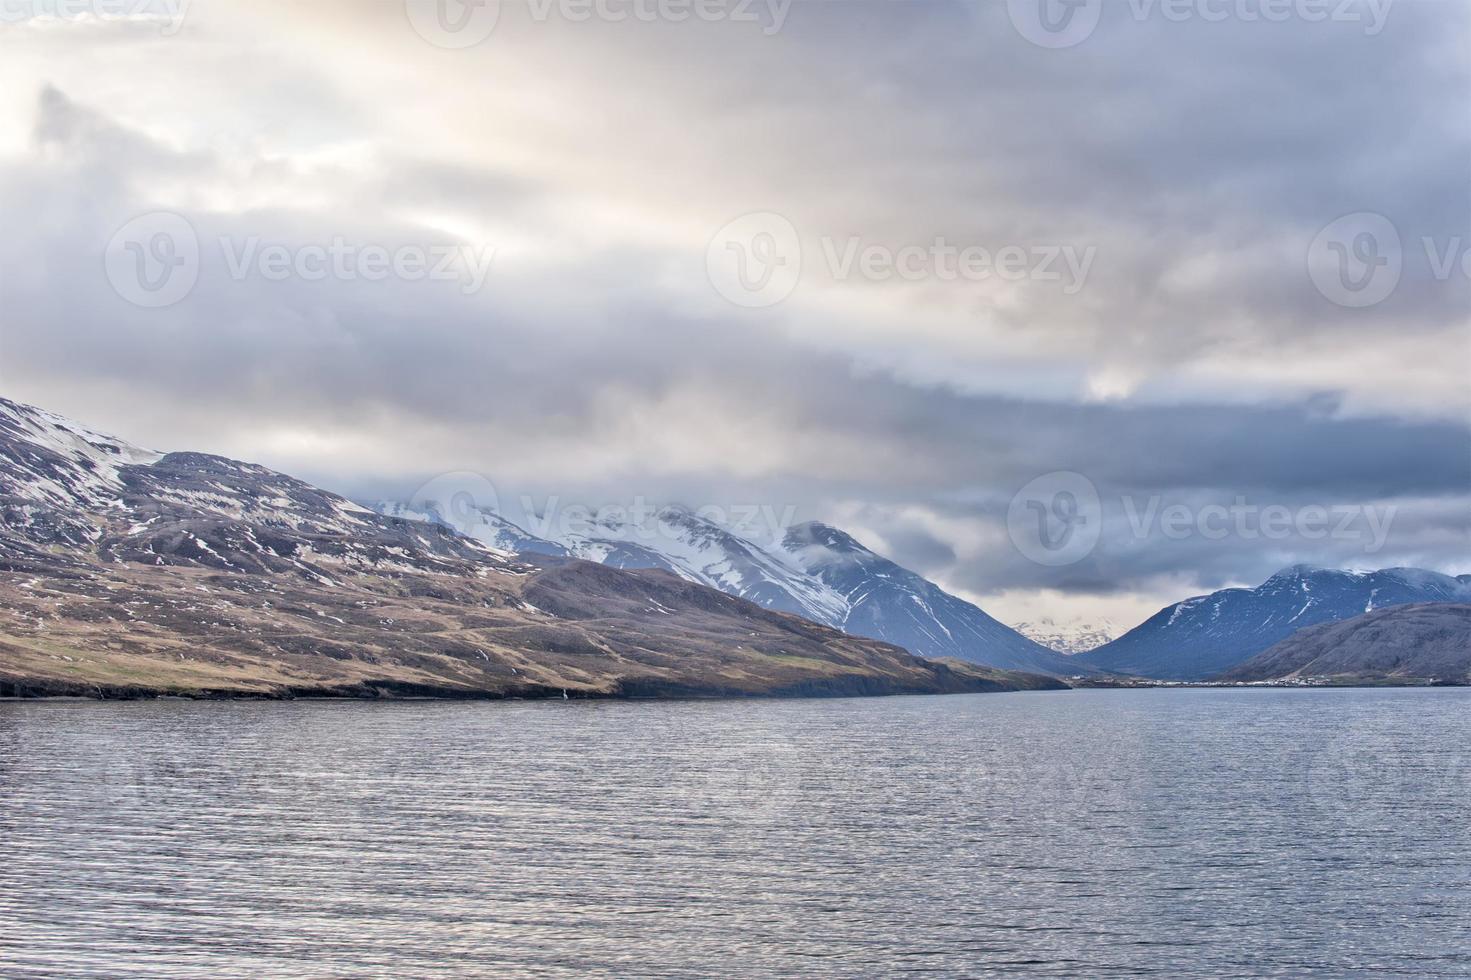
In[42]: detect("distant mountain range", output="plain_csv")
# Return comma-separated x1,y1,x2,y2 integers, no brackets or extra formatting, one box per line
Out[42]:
1073,566,1471,681
1224,603,1471,685
371,499,1094,677
0,397,1061,699
374,497,1471,683
6,395,1464,695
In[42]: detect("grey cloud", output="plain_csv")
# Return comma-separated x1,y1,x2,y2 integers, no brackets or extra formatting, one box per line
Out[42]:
0,4,1466,623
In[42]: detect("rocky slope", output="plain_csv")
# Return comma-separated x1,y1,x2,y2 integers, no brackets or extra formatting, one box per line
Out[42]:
374,499,1090,677
0,397,1062,699
1223,603,1471,685
1074,566,1471,681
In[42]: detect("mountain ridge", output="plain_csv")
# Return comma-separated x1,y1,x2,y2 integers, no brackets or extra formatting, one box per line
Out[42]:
0,396,1061,700
372,500,1094,677
774,522,1094,676
1223,603,1471,685
1074,566,1471,680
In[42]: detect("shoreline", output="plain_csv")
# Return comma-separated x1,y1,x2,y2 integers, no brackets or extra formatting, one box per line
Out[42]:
1,678,1465,704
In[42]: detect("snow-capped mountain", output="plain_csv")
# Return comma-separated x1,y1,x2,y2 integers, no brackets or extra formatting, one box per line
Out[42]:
0,398,166,552
373,500,1091,675
370,500,851,627
1,395,1039,700
0,397,525,582
1074,565,1471,681
556,506,853,626
1011,617,1122,655
374,500,570,558
0,399,163,508
775,523,1094,676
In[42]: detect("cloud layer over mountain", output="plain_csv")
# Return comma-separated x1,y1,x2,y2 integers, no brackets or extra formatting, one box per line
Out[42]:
1,0,1466,624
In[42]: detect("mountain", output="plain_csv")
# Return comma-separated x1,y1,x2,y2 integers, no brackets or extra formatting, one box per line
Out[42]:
774,523,1096,676
551,505,856,627
367,501,852,624
374,500,570,557
0,397,1063,699
1074,566,1471,681
1012,616,1121,655
1223,604,1471,685
375,496,1091,677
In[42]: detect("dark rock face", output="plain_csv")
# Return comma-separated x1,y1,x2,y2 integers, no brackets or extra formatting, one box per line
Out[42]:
1223,604,1471,684
1073,566,1471,681
0,397,1059,700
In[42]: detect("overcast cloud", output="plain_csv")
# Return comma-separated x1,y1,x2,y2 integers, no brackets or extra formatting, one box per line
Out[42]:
0,0,1466,628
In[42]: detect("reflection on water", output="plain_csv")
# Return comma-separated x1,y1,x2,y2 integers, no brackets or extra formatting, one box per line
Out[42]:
2,688,1468,977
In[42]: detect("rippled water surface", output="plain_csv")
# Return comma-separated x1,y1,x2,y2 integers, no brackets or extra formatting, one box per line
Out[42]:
2,688,1469,977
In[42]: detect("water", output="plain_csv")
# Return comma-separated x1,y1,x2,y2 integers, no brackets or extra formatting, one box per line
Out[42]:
1,688,1468,978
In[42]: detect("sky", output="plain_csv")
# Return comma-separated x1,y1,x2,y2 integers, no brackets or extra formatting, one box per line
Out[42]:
0,0,1467,633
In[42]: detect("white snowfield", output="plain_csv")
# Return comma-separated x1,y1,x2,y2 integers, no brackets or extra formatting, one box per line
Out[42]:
376,498,853,627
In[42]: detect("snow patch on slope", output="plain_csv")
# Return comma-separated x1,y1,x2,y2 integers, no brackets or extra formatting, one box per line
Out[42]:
0,397,162,506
